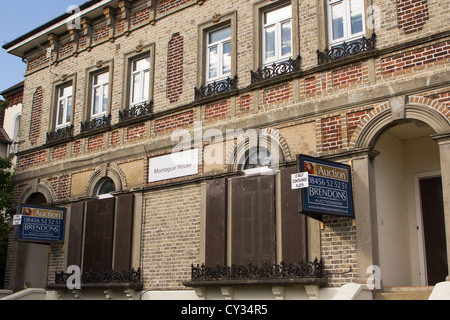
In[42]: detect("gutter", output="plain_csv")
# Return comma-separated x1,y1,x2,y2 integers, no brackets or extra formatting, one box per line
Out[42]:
3,0,112,56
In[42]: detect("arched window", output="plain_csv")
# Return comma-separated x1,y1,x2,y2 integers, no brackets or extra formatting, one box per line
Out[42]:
243,148,274,170
95,178,116,198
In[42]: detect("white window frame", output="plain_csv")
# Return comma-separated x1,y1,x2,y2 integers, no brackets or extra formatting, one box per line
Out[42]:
328,0,366,46
91,71,109,119
130,56,151,106
56,84,73,129
206,26,232,84
262,4,293,66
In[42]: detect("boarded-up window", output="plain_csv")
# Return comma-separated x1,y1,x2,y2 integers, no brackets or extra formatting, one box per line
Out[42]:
67,202,85,267
66,195,135,275
231,175,275,266
205,179,227,266
205,166,307,267
83,198,115,272
114,194,134,271
280,165,307,263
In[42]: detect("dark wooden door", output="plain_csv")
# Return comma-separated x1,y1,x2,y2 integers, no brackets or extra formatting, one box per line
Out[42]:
420,176,448,285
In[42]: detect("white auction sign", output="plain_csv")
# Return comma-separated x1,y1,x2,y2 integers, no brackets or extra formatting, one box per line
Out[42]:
149,148,199,183
291,172,309,190
13,214,22,226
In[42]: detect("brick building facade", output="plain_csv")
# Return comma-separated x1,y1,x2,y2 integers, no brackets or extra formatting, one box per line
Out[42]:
2,0,450,300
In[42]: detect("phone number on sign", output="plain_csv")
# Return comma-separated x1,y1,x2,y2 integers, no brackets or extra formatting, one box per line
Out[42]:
309,176,348,190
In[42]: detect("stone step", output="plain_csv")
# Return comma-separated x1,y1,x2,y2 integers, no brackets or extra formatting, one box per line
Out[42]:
374,286,434,300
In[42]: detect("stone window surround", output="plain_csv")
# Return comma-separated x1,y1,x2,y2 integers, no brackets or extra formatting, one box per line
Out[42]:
83,59,114,123
48,74,77,133
252,0,300,71
196,11,238,89
317,0,374,51
121,43,156,112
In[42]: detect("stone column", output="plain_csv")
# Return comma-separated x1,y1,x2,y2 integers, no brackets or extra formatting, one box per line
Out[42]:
351,148,380,285
433,133,450,281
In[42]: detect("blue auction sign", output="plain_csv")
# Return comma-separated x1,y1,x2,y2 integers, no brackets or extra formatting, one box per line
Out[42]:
298,155,354,219
18,205,66,243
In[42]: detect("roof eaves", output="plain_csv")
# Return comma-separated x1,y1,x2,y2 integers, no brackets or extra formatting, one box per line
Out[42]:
2,0,104,50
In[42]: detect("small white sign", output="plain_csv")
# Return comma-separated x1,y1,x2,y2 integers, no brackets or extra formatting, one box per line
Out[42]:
13,214,22,226
149,148,199,183
291,172,309,190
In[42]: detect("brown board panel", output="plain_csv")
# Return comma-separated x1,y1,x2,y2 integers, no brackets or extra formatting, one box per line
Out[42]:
83,198,115,273
113,194,134,271
205,179,227,266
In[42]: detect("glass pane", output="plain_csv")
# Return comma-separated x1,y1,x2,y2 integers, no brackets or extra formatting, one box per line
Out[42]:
208,46,218,79
350,0,364,35
222,41,231,76
102,84,109,113
93,87,101,115
57,100,65,126
134,57,150,72
281,20,292,57
209,26,231,44
143,70,150,101
264,25,276,61
95,72,109,85
64,85,73,97
331,2,345,40
98,179,116,195
244,150,273,170
66,97,72,123
265,5,292,25
132,73,141,103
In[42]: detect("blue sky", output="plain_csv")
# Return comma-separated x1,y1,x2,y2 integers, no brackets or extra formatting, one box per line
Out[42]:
0,0,87,93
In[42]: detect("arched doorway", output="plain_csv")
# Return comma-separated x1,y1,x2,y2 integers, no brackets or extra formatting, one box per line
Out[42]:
373,119,447,286
18,192,50,290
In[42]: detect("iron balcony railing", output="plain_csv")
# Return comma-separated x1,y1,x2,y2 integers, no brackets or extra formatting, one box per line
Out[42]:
317,34,377,65
251,56,302,84
189,258,324,282
119,100,154,123
194,76,238,100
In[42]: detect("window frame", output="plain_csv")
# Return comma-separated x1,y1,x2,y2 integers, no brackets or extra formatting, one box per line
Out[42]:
50,74,77,133
253,0,299,71
55,84,73,129
262,3,293,66
130,56,151,107
84,61,113,123
206,25,232,84
91,70,110,119
122,44,155,111
197,11,237,89
327,0,366,46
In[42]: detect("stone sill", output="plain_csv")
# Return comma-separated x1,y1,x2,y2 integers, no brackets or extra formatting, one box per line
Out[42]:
183,278,327,288
47,282,143,290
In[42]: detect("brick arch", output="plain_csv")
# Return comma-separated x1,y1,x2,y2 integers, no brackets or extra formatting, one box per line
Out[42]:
350,97,450,149
85,163,127,196
225,128,292,172
19,179,56,205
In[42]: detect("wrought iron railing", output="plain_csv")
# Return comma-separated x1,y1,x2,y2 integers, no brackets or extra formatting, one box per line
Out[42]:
251,56,301,84
194,76,238,100
80,114,111,133
47,125,74,142
54,268,142,287
317,34,376,64
190,258,324,282
119,101,154,123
